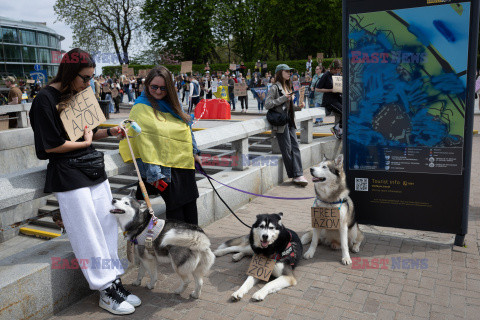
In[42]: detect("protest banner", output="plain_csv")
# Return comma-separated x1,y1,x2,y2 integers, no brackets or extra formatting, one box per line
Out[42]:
213,86,229,101
211,80,218,93
181,61,193,73
246,255,276,281
311,207,340,230
138,69,147,78
251,87,268,103
127,68,135,77
122,64,129,75
57,87,106,141
332,76,342,93
234,83,247,96
102,83,111,93
229,63,236,70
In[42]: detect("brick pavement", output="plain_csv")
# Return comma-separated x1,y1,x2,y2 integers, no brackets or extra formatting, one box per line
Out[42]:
49,120,480,320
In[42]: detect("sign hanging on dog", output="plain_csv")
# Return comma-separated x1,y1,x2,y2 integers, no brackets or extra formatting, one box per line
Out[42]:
246,254,276,281
57,86,106,141
311,207,340,230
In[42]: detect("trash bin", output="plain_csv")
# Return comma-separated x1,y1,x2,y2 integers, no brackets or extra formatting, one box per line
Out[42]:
98,100,110,119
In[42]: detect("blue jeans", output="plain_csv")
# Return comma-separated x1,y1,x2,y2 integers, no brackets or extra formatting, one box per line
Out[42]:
257,101,264,111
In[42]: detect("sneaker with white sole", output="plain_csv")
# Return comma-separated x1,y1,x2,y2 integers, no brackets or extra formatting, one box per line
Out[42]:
293,176,308,186
112,278,142,307
99,285,135,315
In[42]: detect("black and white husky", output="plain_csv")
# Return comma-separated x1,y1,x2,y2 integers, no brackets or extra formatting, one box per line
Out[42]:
301,154,364,265
214,213,302,301
110,192,215,299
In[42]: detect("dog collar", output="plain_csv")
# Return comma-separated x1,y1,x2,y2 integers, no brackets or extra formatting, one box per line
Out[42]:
314,197,347,210
270,231,295,265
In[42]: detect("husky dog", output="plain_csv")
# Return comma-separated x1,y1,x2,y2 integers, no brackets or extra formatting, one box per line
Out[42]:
301,154,364,265
214,213,302,301
110,192,215,299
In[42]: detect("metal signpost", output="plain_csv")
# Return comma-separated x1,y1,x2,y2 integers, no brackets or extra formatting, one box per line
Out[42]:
343,0,480,245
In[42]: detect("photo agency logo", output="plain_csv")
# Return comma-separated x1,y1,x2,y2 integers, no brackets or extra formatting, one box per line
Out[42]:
51,51,129,64
351,257,429,270
51,257,128,270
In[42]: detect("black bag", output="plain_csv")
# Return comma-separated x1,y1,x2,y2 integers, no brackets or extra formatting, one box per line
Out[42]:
68,151,105,180
266,108,288,126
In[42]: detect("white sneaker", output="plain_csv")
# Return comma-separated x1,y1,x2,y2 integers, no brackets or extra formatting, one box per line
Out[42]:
99,285,135,315
112,278,142,307
293,176,308,186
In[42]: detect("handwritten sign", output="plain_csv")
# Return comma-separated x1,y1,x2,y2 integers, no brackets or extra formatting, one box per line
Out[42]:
111,88,119,98
126,68,134,77
229,63,236,70
58,87,106,141
299,86,305,104
293,81,300,92
246,254,276,281
27,79,35,84
317,52,324,62
222,79,228,86
181,61,193,73
332,76,342,93
102,83,111,93
262,63,267,69
211,80,218,93
122,65,129,75
234,83,247,96
138,69,147,78
311,207,340,229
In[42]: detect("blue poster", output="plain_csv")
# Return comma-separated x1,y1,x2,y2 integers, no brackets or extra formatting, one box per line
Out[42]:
30,70,48,83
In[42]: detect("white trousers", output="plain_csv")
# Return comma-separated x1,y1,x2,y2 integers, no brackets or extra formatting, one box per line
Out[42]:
55,180,124,290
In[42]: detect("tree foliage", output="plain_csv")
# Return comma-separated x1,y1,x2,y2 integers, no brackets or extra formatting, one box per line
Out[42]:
54,0,143,64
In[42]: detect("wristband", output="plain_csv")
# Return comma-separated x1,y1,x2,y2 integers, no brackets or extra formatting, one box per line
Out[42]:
106,128,112,136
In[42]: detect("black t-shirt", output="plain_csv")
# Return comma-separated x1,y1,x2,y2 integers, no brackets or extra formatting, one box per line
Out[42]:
29,86,107,193
316,71,342,106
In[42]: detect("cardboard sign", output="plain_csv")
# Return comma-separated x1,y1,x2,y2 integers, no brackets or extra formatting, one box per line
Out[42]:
27,79,35,84
58,87,106,141
222,79,228,86
308,55,312,60
125,68,134,77
102,83,111,93
212,80,218,93
262,63,267,69
111,88,119,98
311,207,340,229
234,83,247,96
293,81,300,91
181,61,193,73
122,65,129,75
138,69,147,78
332,76,342,93
317,52,324,62
246,254,276,281
229,63,236,70
299,86,305,104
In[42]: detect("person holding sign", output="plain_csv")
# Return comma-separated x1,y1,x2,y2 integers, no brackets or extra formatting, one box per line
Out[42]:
119,66,202,225
316,59,343,139
265,64,308,186
29,48,141,316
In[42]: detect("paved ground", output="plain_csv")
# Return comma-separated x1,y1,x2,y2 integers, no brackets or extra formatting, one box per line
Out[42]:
49,115,480,320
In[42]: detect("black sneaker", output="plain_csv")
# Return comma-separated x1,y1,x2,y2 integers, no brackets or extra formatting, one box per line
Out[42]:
99,285,135,315
112,278,142,307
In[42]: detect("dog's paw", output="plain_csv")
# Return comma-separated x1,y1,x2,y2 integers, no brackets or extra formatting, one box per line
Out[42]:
232,253,243,262
351,243,361,253
251,291,266,301
175,286,187,295
341,256,352,265
132,279,141,286
303,249,315,260
147,282,155,290
190,291,200,299
231,290,245,301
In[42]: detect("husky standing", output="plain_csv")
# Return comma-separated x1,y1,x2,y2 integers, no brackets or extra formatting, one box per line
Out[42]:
110,192,215,299
301,154,364,265
214,213,302,301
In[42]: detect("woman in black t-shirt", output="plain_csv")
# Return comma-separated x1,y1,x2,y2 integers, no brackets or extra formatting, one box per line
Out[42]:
316,59,343,138
29,48,140,316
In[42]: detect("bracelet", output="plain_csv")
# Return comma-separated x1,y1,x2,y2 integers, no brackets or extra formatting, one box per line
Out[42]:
106,128,112,136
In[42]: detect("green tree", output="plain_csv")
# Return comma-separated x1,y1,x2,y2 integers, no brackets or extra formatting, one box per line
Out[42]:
54,0,143,64
142,0,215,63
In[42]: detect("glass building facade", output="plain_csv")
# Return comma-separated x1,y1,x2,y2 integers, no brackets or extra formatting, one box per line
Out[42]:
0,17,64,78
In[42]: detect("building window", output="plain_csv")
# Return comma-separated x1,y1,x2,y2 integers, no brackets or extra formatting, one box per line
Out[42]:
22,46,36,62
37,33,49,47
1,27,19,43
20,30,36,45
3,45,22,62
49,35,58,49
37,48,50,63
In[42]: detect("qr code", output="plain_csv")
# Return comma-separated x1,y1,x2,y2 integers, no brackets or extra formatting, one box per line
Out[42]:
355,178,368,191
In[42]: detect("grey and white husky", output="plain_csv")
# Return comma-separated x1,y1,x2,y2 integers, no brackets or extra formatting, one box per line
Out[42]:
214,213,302,301
110,192,215,299
301,154,364,265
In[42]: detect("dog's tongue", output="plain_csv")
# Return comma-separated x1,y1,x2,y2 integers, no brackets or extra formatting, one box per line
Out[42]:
261,241,269,248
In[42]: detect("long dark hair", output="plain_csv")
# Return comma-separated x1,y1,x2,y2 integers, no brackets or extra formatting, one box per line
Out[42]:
144,66,190,124
50,48,96,113
274,69,291,91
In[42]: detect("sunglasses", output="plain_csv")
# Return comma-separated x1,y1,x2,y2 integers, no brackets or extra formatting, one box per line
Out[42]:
150,85,167,92
77,73,95,83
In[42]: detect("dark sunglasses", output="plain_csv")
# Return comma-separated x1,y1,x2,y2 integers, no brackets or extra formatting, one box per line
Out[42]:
77,73,95,83
150,85,167,92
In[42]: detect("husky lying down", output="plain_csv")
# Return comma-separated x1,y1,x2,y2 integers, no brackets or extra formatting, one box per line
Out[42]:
301,154,364,265
214,213,302,301
110,192,215,299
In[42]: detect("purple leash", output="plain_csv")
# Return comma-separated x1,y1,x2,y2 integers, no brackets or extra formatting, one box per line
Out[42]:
195,163,315,200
